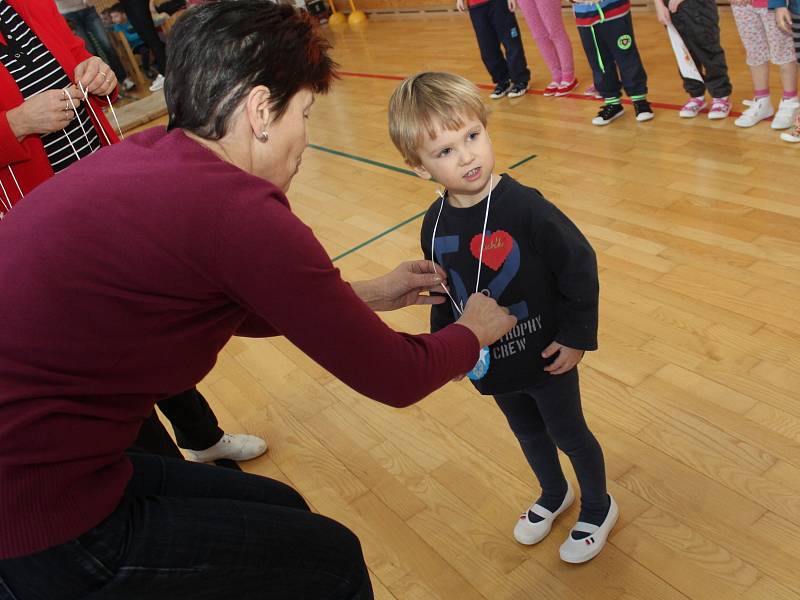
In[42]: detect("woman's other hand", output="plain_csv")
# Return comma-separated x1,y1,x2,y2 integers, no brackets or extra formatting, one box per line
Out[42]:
5,87,82,138
458,293,517,348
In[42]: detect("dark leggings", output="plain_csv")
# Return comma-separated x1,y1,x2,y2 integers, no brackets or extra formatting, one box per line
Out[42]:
119,0,167,74
0,453,374,599
493,369,607,518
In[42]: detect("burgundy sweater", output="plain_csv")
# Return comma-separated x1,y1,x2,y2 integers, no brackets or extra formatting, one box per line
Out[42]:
0,127,479,559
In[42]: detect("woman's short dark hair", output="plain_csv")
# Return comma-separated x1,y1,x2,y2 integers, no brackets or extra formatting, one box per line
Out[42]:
165,0,337,139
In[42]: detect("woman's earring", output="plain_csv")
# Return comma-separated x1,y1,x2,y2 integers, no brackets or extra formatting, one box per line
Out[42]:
259,130,269,142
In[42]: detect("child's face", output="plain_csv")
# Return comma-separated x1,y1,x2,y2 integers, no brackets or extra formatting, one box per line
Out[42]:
412,114,495,204
110,11,125,24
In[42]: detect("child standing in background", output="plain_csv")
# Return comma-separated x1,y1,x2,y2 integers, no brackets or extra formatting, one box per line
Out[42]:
517,0,578,95
653,0,733,119
457,0,532,99
730,0,798,131
571,0,654,125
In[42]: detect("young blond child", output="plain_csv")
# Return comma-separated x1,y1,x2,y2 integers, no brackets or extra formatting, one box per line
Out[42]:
388,72,617,563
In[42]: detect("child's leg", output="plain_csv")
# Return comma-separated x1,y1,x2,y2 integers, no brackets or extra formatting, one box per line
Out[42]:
577,25,621,100
517,0,563,83
469,1,511,85
602,13,648,100
538,0,575,82
488,0,531,85
493,390,569,512
671,0,732,99
732,4,771,93
134,44,151,74
779,60,798,94
531,369,608,528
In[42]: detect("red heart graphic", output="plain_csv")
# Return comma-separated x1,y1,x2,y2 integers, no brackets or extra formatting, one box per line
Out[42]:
470,230,513,271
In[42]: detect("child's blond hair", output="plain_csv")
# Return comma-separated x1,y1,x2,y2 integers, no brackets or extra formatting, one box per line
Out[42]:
388,72,488,167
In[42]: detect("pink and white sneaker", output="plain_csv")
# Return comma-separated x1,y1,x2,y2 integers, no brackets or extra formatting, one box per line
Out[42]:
543,81,559,96
679,96,706,118
708,97,731,120
583,85,602,99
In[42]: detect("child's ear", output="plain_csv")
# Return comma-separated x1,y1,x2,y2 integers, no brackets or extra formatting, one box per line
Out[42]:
409,162,433,181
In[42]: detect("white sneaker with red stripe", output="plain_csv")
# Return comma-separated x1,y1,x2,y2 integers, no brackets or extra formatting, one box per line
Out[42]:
555,78,579,96
543,81,559,96
513,482,575,545
559,494,619,564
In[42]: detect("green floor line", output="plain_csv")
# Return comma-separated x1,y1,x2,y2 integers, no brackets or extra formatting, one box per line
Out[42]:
509,154,537,169
332,209,427,262
309,144,417,177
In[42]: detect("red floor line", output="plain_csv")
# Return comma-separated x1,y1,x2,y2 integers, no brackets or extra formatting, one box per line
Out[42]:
339,70,746,118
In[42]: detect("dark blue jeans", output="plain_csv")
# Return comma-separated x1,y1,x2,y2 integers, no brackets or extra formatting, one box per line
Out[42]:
493,369,607,518
0,453,373,599
468,0,530,86
62,7,127,82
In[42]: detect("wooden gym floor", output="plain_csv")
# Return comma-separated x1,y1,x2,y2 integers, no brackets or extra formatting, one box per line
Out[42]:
137,10,800,600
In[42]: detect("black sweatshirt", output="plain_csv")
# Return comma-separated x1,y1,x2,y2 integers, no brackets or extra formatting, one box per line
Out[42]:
420,174,599,395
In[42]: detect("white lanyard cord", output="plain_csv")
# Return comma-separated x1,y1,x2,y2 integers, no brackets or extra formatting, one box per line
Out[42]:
0,178,12,212
77,81,116,145
430,173,494,317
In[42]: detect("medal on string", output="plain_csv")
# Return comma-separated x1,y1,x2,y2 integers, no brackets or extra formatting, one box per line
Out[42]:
430,174,495,381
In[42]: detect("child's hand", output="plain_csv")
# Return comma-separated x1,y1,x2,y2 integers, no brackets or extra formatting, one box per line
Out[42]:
542,342,585,375
507,0,517,11
667,0,685,12
776,7,792,33
456,0,466,11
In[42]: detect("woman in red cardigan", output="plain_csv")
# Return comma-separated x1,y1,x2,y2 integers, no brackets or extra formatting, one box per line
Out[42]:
0,0,118,216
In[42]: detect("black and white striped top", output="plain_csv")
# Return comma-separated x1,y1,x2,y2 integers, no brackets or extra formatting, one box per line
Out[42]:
0,0,100,174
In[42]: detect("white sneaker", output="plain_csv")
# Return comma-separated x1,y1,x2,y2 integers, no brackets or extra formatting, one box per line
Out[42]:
559,494,619,564
781,130,800,143
184,433,268,463
734,97,774,128
514,482,575,545
148,74,165,92
771,97,799,130
121,77,136,92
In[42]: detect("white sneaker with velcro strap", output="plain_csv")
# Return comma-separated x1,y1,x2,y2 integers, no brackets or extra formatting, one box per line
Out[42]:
559,494,619,563
513,482,575,545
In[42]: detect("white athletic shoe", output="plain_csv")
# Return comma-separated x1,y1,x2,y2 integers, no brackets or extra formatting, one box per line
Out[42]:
771,97,799,130
149,74,165,92
514,482,575,545
734,97,774,128
559,494,619,564
184,433,268,463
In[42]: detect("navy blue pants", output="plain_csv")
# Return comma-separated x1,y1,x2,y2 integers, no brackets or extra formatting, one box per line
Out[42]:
493,369,607,518
0,453,373,599
577,14,647,99
468,0,530,86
